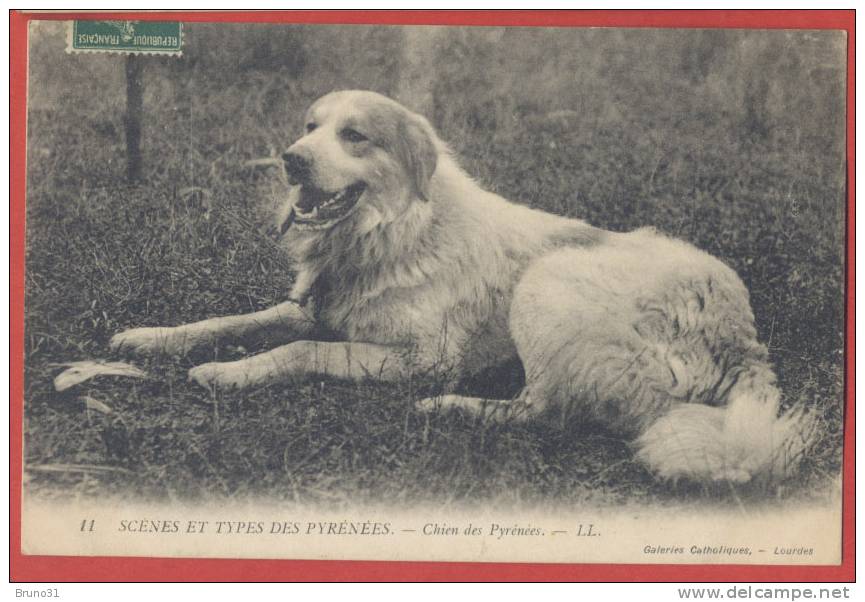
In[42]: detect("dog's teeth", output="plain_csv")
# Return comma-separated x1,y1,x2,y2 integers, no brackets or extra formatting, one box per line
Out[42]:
324,189,347,207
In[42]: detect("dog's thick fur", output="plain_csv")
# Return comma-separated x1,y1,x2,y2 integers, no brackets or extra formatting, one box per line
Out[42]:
111,90,814,484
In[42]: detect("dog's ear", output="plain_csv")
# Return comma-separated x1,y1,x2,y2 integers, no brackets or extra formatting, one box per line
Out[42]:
396,116,438,201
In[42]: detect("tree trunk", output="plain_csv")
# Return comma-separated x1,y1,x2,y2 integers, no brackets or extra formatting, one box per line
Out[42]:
124,55,144,183
396,27,442,120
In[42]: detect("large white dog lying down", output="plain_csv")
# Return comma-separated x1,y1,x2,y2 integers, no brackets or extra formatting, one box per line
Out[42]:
111,90,814,484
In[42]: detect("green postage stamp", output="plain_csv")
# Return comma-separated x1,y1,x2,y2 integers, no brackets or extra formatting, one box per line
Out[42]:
66,20,182,55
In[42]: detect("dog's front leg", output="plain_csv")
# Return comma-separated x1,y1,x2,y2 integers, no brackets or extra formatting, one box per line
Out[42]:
188,341,411,390
110,300,317,356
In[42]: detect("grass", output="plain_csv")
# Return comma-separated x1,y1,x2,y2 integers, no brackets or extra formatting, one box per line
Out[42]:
23,23,846,508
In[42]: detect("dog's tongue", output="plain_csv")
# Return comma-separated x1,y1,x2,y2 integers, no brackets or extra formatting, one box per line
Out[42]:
296,186,331,212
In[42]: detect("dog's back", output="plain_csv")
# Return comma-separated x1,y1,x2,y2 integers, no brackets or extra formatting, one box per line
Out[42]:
509,227,814,482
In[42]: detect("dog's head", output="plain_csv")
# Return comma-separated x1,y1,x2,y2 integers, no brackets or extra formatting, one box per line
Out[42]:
279,90,438,234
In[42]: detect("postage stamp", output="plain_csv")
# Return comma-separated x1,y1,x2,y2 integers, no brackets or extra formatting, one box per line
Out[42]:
66,20,182,55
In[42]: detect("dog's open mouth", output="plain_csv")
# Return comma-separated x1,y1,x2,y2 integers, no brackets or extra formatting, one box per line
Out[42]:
292,182,366,230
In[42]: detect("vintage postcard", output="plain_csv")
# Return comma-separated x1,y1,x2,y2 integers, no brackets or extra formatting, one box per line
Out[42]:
11,11,853,580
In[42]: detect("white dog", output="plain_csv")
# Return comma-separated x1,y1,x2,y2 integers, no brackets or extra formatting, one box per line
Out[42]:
111,90,813,484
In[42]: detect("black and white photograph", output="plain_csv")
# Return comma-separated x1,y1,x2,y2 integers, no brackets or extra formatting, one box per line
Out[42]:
20,17,848,564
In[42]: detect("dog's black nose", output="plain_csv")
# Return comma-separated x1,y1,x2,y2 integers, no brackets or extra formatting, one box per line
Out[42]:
282,151,310,184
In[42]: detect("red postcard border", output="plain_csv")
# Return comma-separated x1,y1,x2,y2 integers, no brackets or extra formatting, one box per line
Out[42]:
8,9,855,583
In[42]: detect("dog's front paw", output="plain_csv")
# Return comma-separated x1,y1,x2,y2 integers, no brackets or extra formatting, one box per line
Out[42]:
189,361,253,391
110,327,187,356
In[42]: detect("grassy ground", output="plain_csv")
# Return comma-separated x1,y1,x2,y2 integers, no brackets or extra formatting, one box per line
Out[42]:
23,23,846,508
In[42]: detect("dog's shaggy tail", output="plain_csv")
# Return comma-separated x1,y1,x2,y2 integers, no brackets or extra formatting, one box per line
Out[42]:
635,368,816,484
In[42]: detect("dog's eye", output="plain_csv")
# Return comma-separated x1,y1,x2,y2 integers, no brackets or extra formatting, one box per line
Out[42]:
340,128,368,143
305,123,317,134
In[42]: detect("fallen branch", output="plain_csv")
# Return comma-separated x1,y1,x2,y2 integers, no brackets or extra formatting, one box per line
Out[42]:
50,360,148,392
243,157,283,169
